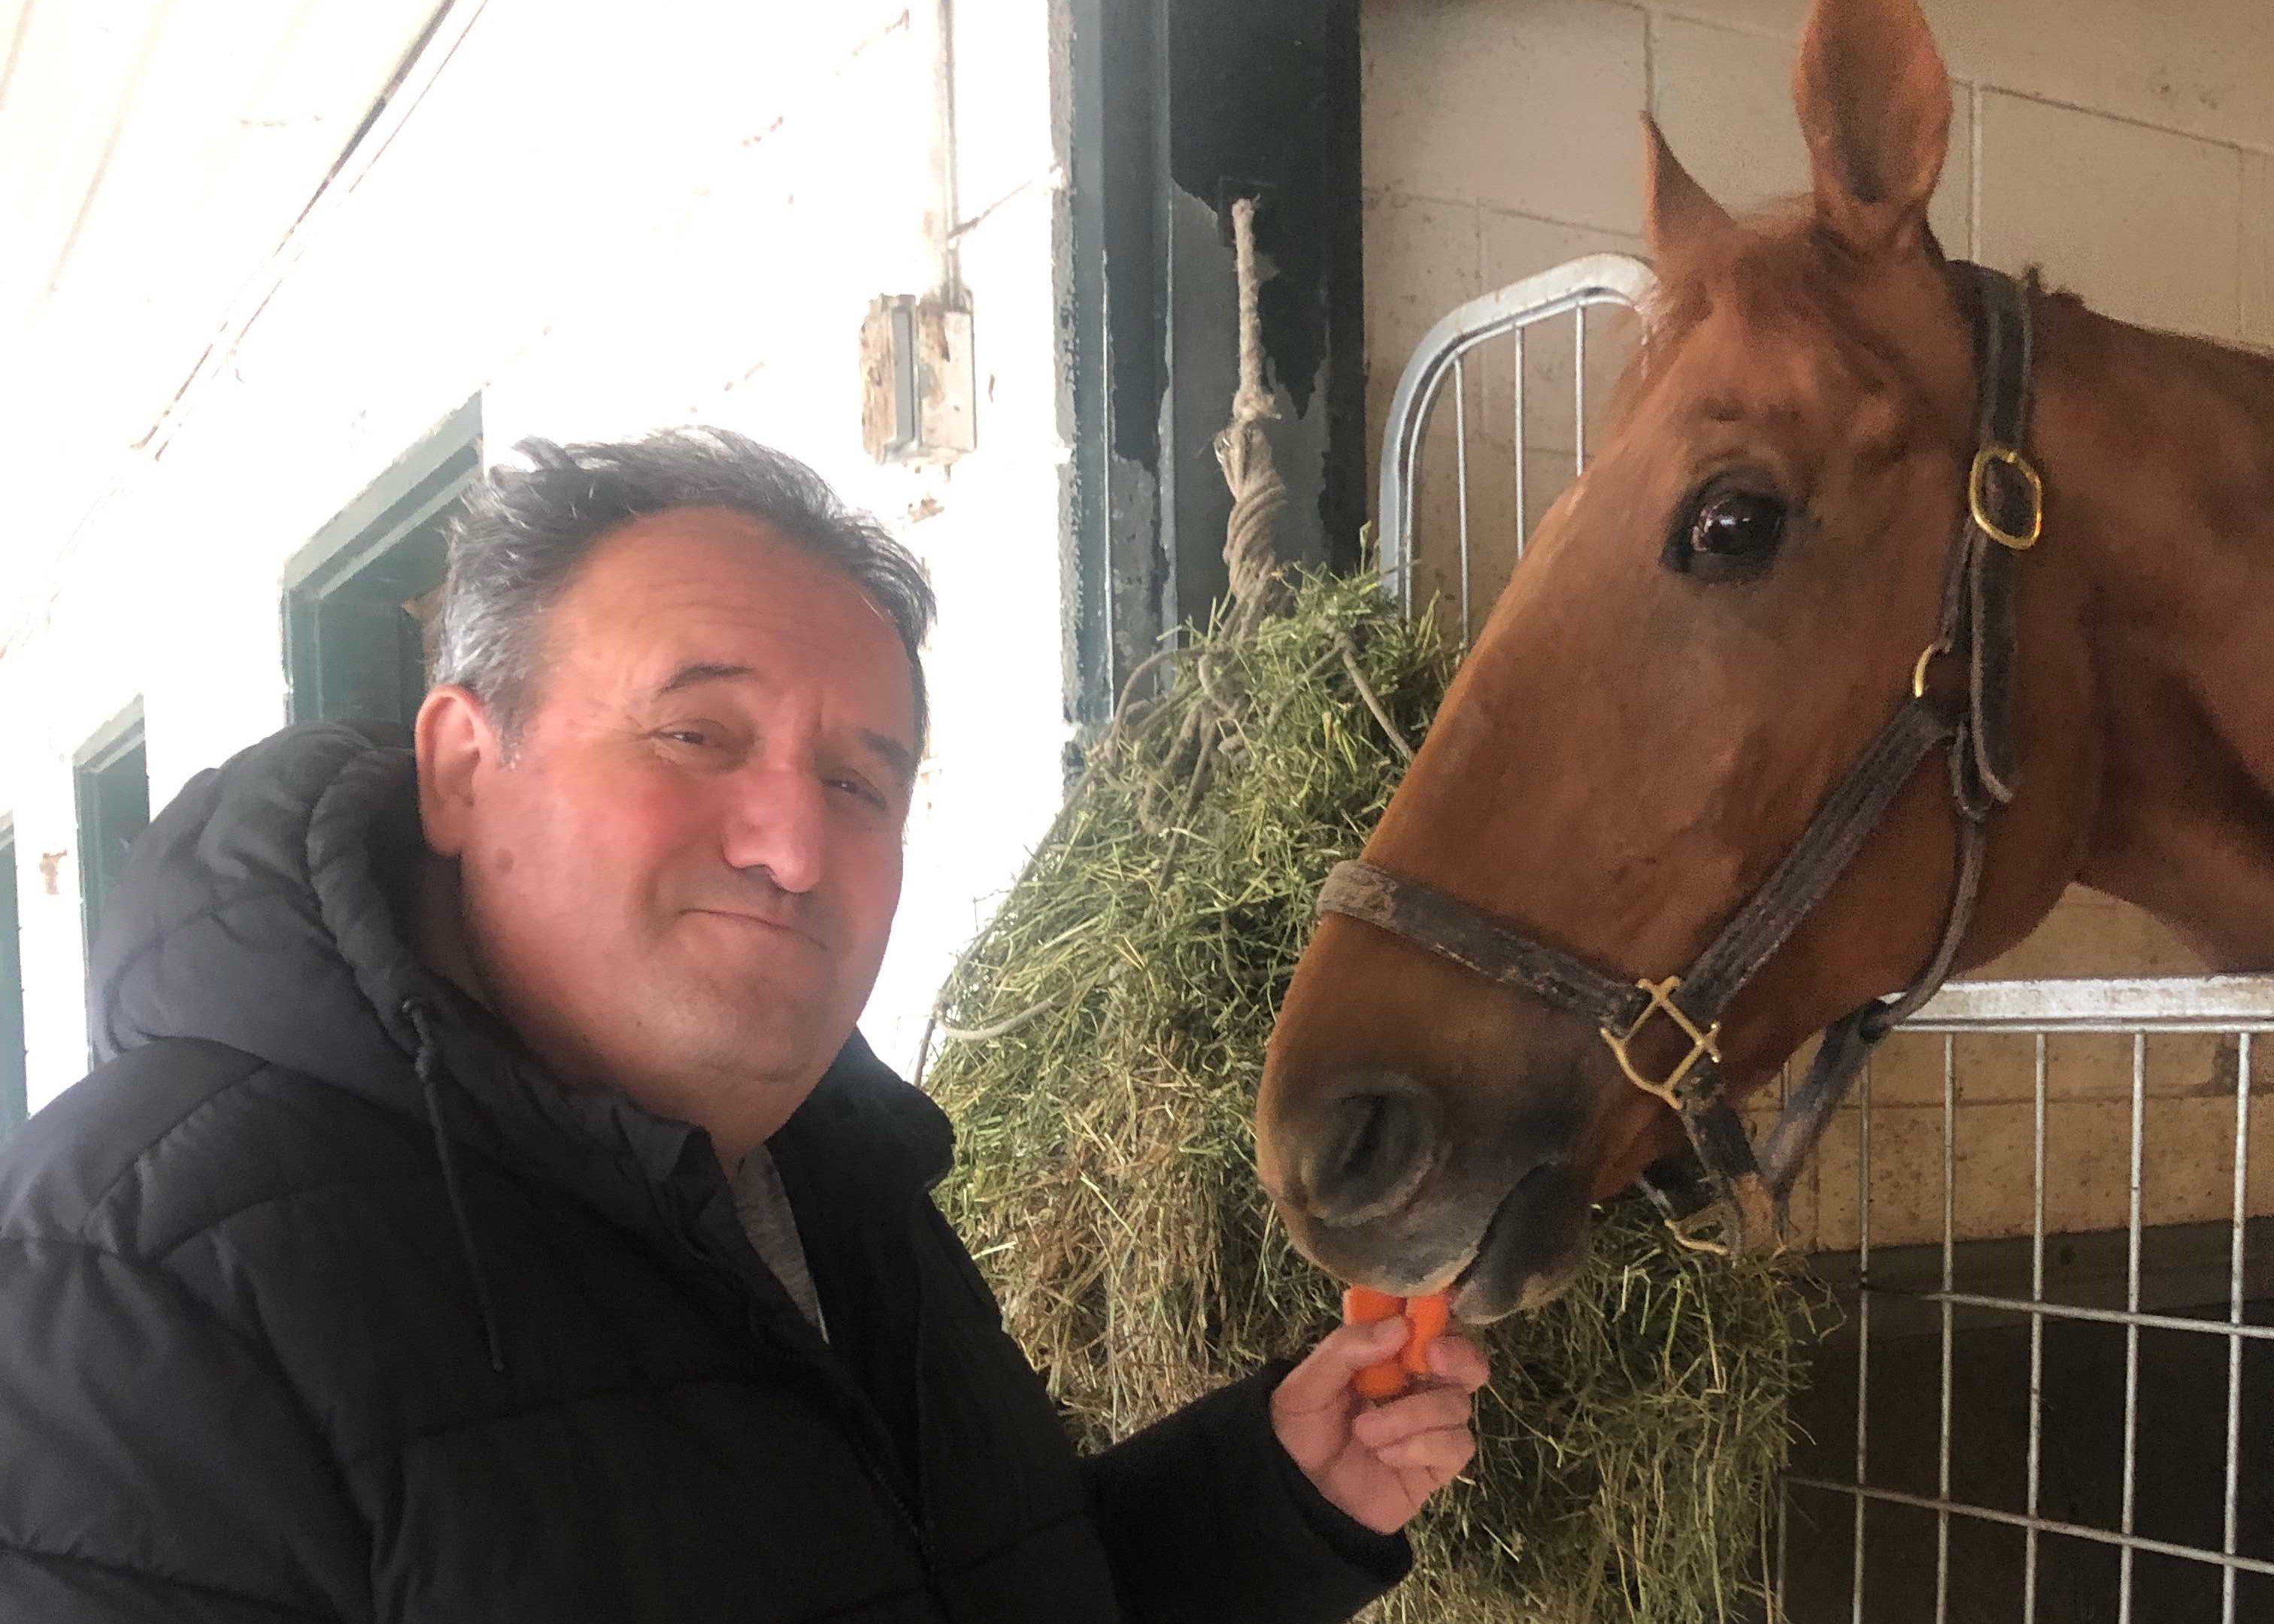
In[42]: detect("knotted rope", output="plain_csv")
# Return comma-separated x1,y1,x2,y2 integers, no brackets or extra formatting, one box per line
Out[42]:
916,192,1408,1067
1216,195,1290,635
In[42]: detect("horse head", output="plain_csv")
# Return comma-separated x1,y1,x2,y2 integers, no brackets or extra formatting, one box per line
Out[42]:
1257,0,2105,1319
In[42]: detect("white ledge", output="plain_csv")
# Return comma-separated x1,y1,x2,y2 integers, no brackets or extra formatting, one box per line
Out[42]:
1902,974,2274,1032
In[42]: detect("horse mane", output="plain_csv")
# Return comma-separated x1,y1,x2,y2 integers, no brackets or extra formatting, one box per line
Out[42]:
1613,207,2274,435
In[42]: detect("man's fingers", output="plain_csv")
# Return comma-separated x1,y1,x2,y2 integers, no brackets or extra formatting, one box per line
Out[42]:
1373,1426,1478,1477
1275,1317,1408,1416
1350,1385,1472,1450
1425,1334,1489,1393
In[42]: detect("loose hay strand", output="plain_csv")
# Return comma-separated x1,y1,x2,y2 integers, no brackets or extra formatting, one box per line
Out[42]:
926,572,1821,1623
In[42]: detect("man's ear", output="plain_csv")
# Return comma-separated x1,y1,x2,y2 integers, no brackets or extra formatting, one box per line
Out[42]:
415,683,499,859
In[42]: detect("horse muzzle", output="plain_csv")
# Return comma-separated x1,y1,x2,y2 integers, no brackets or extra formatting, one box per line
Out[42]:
1260,1065,1596,1319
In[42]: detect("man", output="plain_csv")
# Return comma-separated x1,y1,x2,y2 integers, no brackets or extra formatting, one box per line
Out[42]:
0,429,1485,1621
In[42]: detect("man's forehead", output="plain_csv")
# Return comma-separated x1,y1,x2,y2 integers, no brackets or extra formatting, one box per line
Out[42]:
544,509,917,737
562,517,899,666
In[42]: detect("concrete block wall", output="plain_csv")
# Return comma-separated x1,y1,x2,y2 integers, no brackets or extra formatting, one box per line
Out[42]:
1362,0,2274,1246
0,0,1072,1109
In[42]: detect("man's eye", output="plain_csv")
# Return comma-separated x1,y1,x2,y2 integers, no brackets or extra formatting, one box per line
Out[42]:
829,777,887,810
659,729,711,747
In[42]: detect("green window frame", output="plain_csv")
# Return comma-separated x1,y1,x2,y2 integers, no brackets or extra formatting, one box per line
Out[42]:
283,398,482,732
0,820,25,1135
75,703,150,1007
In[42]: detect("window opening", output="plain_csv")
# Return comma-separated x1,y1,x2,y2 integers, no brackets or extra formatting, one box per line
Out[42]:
75,705,150,1012
284,398,481,732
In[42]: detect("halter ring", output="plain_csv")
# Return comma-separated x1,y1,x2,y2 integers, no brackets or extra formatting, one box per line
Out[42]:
1912,639,1953,700
1599,977,1723,1110
1969,444,2043,550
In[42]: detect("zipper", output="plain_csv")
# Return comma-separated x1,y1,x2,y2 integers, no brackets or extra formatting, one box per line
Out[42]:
729,1282,932,1566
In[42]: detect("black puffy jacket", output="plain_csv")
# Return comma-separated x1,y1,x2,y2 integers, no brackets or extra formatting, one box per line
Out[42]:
0,723,1405,1622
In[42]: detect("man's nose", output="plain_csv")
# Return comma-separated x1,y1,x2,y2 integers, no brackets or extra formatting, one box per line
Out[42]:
720,766,828,894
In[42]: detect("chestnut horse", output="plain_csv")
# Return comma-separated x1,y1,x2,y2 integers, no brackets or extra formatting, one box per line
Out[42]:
1257,0,2274,1323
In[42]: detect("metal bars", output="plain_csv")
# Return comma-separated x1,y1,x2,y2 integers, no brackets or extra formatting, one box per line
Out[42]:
2226,1032,2253,1624
1374,252,1655,629
1853,1059,1873,1623
1784,976,2274,1619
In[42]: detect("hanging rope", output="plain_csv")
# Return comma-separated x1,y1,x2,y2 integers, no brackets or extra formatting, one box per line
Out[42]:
916,193,1365,1077
1134,193,1290,839
1216,195,1289,632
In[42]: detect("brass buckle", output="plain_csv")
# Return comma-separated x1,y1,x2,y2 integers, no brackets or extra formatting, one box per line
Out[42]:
1969,444,2043,551
1599,976,1722,1111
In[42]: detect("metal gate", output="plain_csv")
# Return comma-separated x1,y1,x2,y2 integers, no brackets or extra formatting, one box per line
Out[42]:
1378,254,2274,1622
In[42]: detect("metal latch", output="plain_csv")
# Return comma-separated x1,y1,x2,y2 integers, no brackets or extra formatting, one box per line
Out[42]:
860,295,975,465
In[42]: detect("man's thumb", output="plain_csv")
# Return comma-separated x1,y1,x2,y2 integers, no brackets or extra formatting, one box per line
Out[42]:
1278,1316,1408,1415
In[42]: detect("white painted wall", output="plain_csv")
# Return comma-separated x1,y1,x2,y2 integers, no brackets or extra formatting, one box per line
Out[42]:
0,0,1073,1109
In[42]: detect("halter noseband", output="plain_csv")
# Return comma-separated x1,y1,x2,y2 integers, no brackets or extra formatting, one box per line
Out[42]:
1317,263,2045,1256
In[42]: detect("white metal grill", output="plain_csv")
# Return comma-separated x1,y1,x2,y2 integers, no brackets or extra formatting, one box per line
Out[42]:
1375,251,1654,636
1777,982,2274,1622
1377,256,2274,1621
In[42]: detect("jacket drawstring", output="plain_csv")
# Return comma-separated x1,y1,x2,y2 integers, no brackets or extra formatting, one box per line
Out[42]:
405,999,508,1376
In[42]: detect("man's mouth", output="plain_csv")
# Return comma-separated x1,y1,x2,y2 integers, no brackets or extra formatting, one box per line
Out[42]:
687,907,828,951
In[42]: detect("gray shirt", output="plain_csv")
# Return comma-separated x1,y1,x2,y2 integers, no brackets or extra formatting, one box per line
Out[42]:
732,1147,828,1340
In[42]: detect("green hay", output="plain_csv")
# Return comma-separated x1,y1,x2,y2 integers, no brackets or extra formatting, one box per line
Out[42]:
926,571,1821,1622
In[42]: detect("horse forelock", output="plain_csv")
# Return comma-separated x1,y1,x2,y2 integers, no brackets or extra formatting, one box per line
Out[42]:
1612,209,1991,453
1614,208,1832,422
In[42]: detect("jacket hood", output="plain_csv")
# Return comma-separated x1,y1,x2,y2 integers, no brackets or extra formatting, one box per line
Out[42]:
93,720,433,1087
92,722,951,1203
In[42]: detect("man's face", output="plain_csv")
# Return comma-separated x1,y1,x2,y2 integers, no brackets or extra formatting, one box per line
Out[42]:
420,508,917,1147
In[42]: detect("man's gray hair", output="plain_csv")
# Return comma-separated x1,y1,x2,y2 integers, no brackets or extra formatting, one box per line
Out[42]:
434,428,935,753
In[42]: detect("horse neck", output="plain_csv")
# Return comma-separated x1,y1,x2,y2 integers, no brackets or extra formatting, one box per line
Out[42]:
2036,295,2274,967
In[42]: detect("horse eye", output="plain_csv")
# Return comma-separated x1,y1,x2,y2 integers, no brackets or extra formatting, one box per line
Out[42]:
1664,485,1787,580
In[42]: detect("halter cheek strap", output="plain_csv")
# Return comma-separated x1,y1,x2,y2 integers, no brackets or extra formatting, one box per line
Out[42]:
1314,263,2043,1256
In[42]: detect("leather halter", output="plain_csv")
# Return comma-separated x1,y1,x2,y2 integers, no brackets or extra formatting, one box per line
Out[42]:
1316,263,2045,1256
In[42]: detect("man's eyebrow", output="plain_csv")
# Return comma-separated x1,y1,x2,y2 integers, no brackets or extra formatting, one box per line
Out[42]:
652,661,917,786
859,729,918,788
653,661,755,698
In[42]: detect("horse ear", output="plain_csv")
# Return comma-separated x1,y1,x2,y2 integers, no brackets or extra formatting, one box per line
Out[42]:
1642,116,1731,261
1792,0,1951,259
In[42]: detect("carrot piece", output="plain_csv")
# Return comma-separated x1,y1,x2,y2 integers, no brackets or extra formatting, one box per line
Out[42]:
1342,1285,1404,1324
1352,1359,1411,1401
1398,1292,1451,1377
1342,1286,1411,1398
1341,1286,1453,1399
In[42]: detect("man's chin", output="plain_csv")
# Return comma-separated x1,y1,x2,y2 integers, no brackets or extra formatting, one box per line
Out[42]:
666,974,860,1080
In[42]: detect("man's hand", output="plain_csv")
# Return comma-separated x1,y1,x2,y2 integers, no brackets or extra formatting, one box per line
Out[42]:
1270,1315,1490,1535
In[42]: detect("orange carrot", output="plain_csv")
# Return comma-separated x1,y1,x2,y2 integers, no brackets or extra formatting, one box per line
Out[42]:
1399,1292,1451,1377
1342,1285,1403,1324
1341,1286,1452,1400
1353,1356,1411,1401
1343,1286,1411,1398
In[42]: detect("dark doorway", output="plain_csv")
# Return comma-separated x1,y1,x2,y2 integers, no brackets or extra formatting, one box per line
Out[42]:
284,398,481,731
1063,0,1363,726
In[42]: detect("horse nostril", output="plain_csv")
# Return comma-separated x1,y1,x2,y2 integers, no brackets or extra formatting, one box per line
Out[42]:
1304,1080,1439,1227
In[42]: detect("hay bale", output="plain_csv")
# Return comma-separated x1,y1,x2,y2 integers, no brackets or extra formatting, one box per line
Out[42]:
926,571,1819,1622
